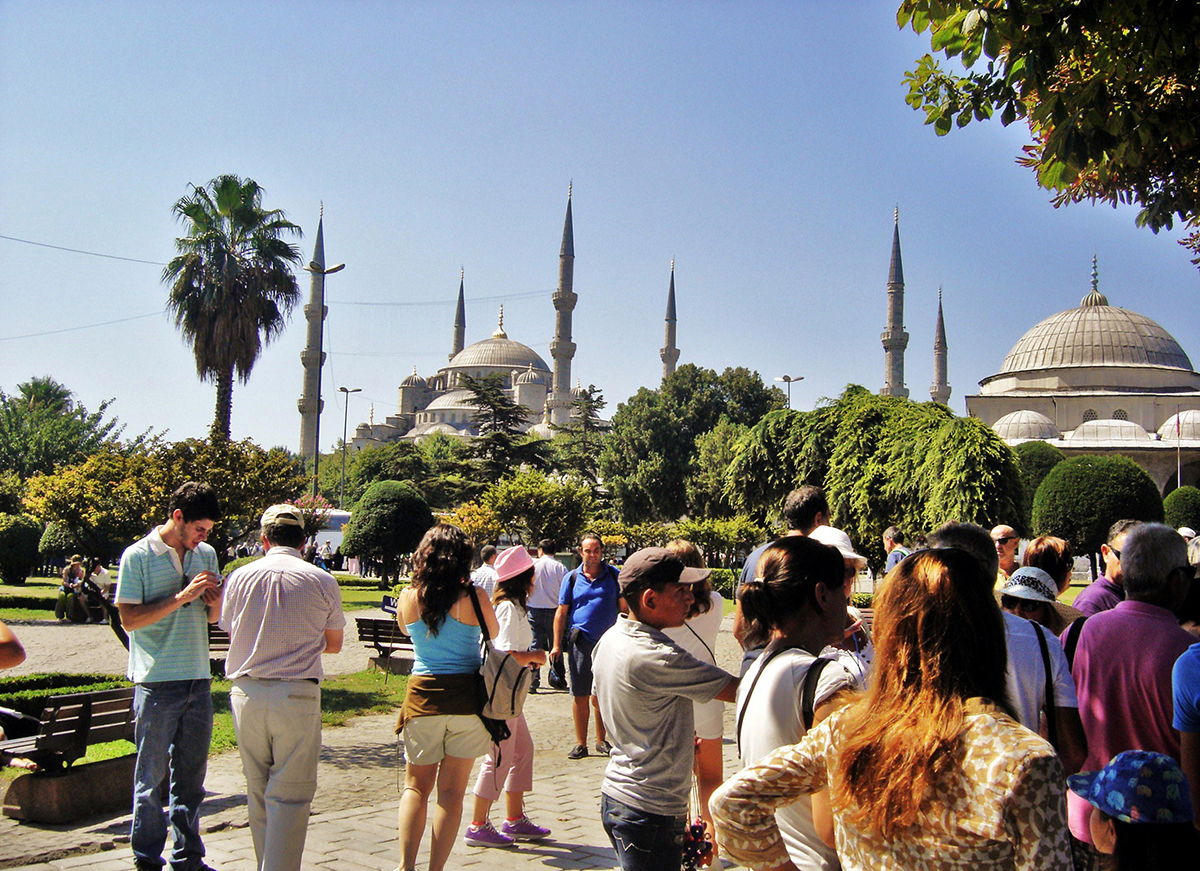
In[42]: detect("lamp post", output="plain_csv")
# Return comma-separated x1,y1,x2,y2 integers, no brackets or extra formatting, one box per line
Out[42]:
338,386,361,509
775,374,803,410
302,259,345,495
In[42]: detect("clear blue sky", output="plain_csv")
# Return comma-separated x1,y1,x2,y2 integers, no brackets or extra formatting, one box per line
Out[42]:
2,1,1196,452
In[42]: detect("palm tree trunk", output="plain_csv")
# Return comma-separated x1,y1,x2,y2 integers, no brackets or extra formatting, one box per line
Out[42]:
211,368,234,441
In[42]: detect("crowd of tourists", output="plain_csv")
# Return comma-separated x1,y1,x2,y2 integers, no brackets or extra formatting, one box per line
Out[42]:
6,477,1200,871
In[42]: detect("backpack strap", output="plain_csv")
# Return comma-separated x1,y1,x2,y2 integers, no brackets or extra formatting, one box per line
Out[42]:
467,585,492,644
1063,616,1087,671
801,658,834,732
1031,622,1057,750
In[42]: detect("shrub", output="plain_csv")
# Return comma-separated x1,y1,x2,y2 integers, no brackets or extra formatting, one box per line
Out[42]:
1164,486,1200,532
707,568,737,598
0,513,44,585
341,481,433,585
221,555,262,576
1032,455,1163,557
0,673,132,716
1014,440,1065,527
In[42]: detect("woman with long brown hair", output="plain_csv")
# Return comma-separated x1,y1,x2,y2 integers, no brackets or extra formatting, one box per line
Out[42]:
712,548,1072,870
395,524,500,871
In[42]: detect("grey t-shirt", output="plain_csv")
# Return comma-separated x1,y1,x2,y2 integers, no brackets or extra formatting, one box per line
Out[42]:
594,614,733,817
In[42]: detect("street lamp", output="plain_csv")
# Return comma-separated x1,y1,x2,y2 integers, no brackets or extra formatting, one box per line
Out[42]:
775,374,803,410
302,260,346,495
338,386,362,509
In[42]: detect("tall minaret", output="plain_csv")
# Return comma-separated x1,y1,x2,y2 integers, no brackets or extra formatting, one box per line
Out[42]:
548,184,577,425
930,287,951,405
298,210,328,462
450,268,466,360
661,259,679,381
880,208,910,398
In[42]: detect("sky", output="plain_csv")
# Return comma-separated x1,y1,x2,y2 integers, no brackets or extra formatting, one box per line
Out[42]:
2,1,1197,454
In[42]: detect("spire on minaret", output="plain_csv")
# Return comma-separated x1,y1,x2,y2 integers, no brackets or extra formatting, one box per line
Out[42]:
493,305,508,339
451,269,466,360
930,287,951,405
548,184,578,425
880,208,910,398
660,259,680,381
298,212,328,461
1081,254,1109,306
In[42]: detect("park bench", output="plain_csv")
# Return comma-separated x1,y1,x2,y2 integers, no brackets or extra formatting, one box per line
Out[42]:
1,686,137,823
355,616,414,679
208,623,231,677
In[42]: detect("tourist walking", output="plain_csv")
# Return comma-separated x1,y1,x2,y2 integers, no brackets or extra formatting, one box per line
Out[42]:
395,524,497,871
528,539,567,691
465,545,552,848
713,547,1072,870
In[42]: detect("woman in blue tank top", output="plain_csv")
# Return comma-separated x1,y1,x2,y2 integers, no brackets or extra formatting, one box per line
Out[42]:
395,524,499,871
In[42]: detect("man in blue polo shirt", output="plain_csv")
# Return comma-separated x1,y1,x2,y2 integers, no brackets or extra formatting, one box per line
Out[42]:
116,482,223,871
551,533,623,759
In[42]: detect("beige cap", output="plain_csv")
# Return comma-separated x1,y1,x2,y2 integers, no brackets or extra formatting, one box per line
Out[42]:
260,504,303,528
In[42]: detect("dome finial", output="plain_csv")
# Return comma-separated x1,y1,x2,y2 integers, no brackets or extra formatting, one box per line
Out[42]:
1081,254,1109,306
493,305,508,339
894,204,899,224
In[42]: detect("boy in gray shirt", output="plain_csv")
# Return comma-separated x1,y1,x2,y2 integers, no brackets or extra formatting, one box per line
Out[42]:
593,548,738,871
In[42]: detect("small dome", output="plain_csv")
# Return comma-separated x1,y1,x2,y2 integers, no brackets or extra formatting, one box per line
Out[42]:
515,365,544,386
424,389,479,412
528,422,555,439
1159,410,1200,441
571,378,586,398
1067,419,1152,443
992,410,1062,441
401,367,426,388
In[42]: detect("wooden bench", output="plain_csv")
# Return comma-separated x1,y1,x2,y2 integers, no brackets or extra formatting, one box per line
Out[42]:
355,616,415,679
208,624,231,677
1,686,138,823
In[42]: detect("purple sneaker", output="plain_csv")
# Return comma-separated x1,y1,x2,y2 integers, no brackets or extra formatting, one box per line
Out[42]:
502,815,551,841
464,820,515,848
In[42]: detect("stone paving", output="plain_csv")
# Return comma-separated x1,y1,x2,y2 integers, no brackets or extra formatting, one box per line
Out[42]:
1,611,744,871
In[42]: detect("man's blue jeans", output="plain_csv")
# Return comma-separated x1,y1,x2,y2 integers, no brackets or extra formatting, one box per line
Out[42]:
527,607,563,689
601,794,685,871
132,679,213,869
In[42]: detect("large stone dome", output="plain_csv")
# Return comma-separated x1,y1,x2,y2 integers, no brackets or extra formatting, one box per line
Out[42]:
446,336,550,374
997,293,1193,376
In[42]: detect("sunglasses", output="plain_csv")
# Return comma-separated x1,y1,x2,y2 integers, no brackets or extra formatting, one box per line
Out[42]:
993,536,1016,545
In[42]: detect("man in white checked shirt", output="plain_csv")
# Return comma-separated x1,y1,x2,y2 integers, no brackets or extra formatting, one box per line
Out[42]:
220,504,346,871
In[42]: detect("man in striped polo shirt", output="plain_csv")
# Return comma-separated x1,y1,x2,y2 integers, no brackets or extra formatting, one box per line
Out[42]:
116,482,224,871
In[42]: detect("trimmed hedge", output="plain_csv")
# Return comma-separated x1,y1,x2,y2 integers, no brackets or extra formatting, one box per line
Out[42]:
0,594,55,610
221,555,262,575
708,568,736,598
0,673,132,716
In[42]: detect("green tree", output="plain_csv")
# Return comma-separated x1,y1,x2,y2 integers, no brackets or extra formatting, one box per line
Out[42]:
163,174,303,440
0,471,23,515
725,386,1024,569
686,419,749,519
899,1,1200,265
1164,486,1200,532
461,374,548,483
600,364,785,522
1013,440,1066,528
482,471,593,547
38,520,82,563
0,377,128,479
670,515,765,568
551,384,609,484
440,500,502,548
340,481,434,584
294,492,334,541
0,513,42,585
1031,455,1163,562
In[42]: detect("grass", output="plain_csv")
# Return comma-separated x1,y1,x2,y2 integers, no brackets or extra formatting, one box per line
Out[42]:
2,670,407,781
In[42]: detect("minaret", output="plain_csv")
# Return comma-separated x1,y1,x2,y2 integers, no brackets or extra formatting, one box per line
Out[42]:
880,208,910,398
661,259,679,380
450,268,466,360
930,287,951,404
548,184,578,425
298,210,327,462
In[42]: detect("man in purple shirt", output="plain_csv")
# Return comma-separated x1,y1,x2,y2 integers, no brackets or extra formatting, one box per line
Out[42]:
1072,519,1139,617
1065,522,1194,862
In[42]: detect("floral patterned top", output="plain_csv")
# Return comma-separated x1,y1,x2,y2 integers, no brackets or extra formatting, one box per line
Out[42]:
711,699,1072,870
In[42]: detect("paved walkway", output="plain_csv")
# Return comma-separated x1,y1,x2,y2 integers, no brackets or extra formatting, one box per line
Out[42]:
2,613,744,871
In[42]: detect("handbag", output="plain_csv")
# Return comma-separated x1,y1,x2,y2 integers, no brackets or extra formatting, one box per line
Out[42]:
468,588,531,722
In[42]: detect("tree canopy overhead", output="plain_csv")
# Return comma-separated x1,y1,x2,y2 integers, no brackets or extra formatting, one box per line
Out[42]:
899,1,1200,264
163,174,303,440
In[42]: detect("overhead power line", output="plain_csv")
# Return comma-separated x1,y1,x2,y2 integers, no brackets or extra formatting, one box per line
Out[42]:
0,311,165,342
0,233,166,266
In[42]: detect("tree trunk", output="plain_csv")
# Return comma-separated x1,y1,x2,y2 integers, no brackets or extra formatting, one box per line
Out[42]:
211,369,233,441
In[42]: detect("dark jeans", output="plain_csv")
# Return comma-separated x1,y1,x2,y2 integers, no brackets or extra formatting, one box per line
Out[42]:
601,794,685,871
527,607,563,689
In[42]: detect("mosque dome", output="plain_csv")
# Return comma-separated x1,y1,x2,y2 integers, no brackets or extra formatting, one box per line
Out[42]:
1067,419,1153,443
401,368,426,388
446,337,550,373
1159,409,1200,441
424,389,478,412
996,293,1193,377
528,422,555,439
515,366,545,386
992,410,1061,442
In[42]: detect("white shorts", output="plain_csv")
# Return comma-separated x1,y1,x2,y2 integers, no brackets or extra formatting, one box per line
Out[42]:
402,713,490,765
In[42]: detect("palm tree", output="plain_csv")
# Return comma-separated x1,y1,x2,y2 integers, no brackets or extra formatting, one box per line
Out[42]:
163,175,302,440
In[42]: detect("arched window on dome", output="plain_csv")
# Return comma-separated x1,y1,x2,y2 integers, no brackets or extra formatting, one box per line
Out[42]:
1082,409,1098,423
1113,409,1129,421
